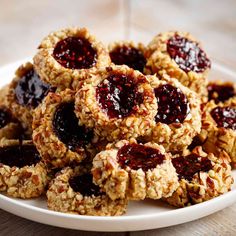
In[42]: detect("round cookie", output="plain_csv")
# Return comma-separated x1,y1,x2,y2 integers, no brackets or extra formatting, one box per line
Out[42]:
200,97,236,166
108,41,146,73
47,167,127,216
32,89,96,168
0,139,48,199
165,146,233,207
34,27,111,90
207,80,236,104
75,65,157,141
6,62,53,135
92,139,179,200
145,31,211,99
147,74,201,152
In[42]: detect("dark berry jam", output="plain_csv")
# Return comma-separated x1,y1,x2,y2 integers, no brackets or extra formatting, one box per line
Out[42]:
109,45,146,73
69,173,102,196
207,83,235,103
172,154,213,181
154,84,190,124
188,136,203,151
96,72,144,119
167,34,211,73
210,106,236,130
15,68,54,108
0,144,41,168
53,36,97,70
0,109,11,129
53,102,93,152
117,144,165,171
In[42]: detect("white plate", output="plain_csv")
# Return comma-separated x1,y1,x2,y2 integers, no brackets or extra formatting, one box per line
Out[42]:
0,60,236,232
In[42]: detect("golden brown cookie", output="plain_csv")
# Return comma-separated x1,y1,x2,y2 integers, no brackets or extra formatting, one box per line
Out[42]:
165,146,233,207
33,89,97,168
207,80,236,104
146,74,201,152
6,62,53,135
108,41,146,73
0,139,48,199
34,27,111,90
92,139,179,200
47,167,127,216
200,98,236,166
75,65,157,141
145,31,211,99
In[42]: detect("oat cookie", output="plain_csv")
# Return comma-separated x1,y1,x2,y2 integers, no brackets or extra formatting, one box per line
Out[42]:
34,27,111,90
109,41,146,73
75,65,157,141
165,146,233,207
92,139,179,200
146,74,201,152
6,62,53,135
200,98,236,166
145,31,211,99
33,89,96,168
0,139,48,199
47,167,127,216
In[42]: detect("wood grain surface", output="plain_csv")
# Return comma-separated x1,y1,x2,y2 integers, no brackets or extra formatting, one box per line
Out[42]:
0,0,236,235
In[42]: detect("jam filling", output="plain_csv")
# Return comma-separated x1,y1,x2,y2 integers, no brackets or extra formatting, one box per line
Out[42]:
53,36,97,70
53,102,93,152
207,83,235,103
167,34,211,73
0,109,11,129
210,106,236,130
117,144,165,171
154,84,190,124
109,45,146,72
0,144,41,168
15,68,53,108
172,154,213,181
96,72,144,119
69,173,102,196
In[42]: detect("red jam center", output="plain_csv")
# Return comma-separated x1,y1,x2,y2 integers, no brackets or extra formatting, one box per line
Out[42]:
109,45,146,73
0,109,11,129
15,68,54,108
172,154,213,181
154,84,190,124
69,174,102,196
117,144,165,171
210,106,236,130
207,83,235,103
53,36,97,69
167,34,211,73
0,144,41,168
53,102,93,152
96,72,144,119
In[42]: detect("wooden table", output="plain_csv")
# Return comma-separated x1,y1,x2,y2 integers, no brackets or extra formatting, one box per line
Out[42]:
0,0,236,235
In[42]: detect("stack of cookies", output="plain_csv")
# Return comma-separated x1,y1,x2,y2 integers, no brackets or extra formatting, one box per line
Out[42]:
0,27,234,216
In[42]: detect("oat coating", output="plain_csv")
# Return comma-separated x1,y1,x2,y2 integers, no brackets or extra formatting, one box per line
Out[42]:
0,139,48,199
47,166,127,216
165,146,233,207
147,74,201,152
92,139,179,200
75,65,157,141
34,27,111,90
145,31,211,99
